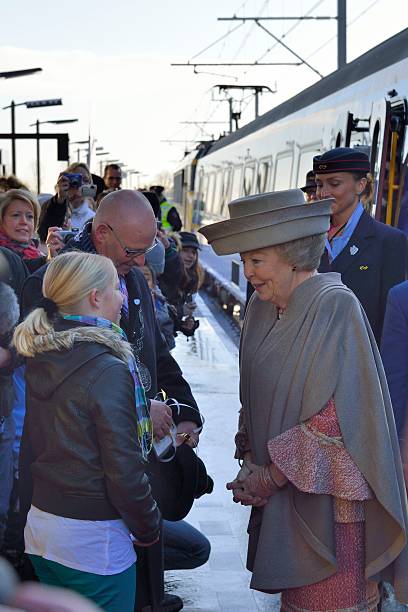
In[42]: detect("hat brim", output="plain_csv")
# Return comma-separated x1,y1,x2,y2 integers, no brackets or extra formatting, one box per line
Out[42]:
199,198,333,255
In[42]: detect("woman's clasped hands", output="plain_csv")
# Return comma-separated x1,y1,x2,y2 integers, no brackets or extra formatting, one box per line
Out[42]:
226,454,287,507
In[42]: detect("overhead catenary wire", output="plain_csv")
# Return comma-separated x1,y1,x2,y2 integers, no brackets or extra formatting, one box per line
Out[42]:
173,0,254,145
232,0,270,59
253,0,325,64
189,22,245,62
305,0,381,60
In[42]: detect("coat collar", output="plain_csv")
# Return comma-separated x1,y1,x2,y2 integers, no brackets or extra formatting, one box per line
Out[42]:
322,210,375,274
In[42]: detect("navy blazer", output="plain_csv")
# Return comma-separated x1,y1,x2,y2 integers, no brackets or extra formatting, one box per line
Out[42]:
319,210,408,343
381,281,408,439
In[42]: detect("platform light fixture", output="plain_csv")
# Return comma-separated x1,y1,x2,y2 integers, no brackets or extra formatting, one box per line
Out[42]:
2,97,63,173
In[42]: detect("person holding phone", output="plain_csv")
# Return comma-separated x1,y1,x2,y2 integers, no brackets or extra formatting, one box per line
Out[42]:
38,163,96,241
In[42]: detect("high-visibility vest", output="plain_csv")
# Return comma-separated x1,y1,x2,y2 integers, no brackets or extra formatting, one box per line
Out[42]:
160,199,173,230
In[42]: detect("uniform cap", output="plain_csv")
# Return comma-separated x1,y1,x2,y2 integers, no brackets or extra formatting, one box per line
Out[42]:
313,147,370,174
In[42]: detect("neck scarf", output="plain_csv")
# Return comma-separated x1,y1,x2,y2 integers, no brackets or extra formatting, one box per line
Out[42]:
62,314,152,460
0,229,43,260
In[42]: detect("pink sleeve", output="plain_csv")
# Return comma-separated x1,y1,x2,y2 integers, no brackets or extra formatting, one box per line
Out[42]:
267,399,373,501
234,408,251,460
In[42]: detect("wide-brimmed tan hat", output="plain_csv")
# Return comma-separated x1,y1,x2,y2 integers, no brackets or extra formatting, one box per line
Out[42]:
198,189,333,255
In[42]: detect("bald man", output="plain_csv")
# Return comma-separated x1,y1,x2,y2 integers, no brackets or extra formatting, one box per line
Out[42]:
20,191,200,612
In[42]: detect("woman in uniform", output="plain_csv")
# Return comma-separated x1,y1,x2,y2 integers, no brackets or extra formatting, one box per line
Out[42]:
314,147,408,343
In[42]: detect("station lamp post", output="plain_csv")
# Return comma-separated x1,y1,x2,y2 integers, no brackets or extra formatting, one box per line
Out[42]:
2,97,62,174
96,150,110,176
30,118,78,193
70,140,89,163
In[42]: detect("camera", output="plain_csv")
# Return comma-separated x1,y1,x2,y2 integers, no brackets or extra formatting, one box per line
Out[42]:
62,172,83,188
81,184,97,199
58,228,79,243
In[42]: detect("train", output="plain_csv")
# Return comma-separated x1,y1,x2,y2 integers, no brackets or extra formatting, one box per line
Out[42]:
173,28,408,233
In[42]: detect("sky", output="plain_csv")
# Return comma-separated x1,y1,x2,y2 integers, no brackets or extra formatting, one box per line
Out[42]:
0,0,407,193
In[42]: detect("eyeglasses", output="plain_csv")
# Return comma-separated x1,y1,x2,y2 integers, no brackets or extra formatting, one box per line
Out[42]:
106,223,158,258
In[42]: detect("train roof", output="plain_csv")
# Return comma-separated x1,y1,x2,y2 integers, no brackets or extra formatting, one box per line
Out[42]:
207,28,408,155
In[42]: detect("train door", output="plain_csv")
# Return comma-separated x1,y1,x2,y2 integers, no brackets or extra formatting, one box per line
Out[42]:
373,95,407,225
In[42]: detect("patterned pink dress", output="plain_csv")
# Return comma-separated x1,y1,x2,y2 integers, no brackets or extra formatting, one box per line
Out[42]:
267,400,380,612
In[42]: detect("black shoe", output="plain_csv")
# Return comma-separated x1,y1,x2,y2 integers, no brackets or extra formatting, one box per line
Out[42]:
156,593,183,612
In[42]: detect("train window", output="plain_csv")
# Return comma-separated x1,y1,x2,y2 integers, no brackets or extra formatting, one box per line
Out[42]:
206,173,216,212
243,165,255,196
201,174,209,209
173,170,184,205
297,150,318,187
256,160,270,193
274,155,293,190
220,167,232,216
193,171,206,225
230,166,243,201
371,120,380,175
212,171,223,214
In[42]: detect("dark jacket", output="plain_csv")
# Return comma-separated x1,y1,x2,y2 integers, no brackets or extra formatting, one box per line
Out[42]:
37,195,67,242
381,281,408,439
20,319,161,543
319,210,408,343
20,228,201,426
0,246,28,377
0,247,29,297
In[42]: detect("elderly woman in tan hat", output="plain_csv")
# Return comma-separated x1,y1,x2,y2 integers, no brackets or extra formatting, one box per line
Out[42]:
199,189,408,611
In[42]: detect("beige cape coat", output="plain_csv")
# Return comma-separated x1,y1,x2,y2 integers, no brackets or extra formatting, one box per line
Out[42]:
240,272,408,600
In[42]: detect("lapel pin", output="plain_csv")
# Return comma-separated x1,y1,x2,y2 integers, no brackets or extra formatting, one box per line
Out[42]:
134,298,140,305
359,265,368,271
350,245,359,256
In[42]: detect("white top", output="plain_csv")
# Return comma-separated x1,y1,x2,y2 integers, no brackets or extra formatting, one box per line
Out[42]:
70,201,95,231
25,505,136,575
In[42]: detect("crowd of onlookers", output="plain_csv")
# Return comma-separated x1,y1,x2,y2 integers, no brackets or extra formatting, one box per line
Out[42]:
4,147,408,611
0,164,207,612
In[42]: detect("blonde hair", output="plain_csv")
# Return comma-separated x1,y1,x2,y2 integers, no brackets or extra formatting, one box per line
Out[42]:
13,251,126,359
0,189,41,230
359,172,374,212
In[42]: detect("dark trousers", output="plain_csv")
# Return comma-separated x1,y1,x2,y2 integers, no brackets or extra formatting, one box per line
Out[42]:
135,533,164,611
163,520,210,571
0,415,14,548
